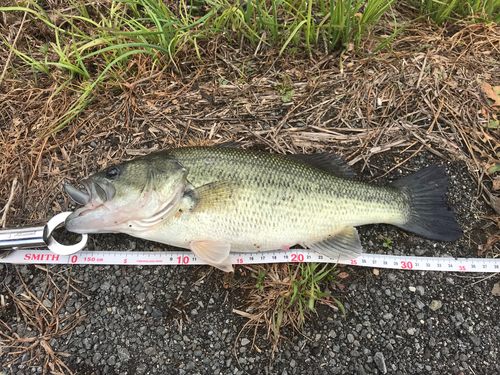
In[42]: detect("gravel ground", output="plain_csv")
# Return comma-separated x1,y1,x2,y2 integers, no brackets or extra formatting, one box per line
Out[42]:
1,155,500,375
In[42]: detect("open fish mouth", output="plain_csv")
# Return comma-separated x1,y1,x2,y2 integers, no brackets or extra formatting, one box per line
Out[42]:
64,184,90,205
64,179,112,206
64,176,186,234
64,179,116,234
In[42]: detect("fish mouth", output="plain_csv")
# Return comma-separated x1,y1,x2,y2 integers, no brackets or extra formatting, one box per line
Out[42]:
64,179,114,233
64,184,91,205
64,179,113,206
64,179,185,234
64,179,116,234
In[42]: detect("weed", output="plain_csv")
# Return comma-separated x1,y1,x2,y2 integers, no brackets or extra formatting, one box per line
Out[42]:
218,77,229,85
252,269,266,291
407,0,500,24
234,262,344,357
0,0,418,134
281,90,295,102
275,75,292,94
488,164,500,174
286,263,345,323
379,235,393,249
484,120,500,129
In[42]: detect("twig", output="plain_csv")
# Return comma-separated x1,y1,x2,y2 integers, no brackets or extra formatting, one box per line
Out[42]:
1,177,18,228
371,144,425,181
28,137,48,188
426,98,444,134
471,272,499,286
415,54,428,89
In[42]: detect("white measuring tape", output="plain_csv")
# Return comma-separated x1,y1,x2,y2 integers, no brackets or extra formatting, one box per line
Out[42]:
1,249,499,273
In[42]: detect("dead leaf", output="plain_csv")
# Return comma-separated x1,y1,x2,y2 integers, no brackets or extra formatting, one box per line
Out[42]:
373,269,380,276
481,82,500,109
492,282,500,297
479,233,500,255
60,147,70,163
487,194,500,215
337,272,349,279
493,179,500,192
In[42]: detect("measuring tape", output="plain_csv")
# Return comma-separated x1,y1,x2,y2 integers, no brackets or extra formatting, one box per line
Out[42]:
1,249,499,273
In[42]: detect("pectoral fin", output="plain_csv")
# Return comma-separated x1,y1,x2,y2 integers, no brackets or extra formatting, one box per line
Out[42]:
189,240,233,272
305,227,362,260
190,181,237,212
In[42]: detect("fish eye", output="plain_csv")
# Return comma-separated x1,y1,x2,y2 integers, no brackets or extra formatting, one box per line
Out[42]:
106,166,120,180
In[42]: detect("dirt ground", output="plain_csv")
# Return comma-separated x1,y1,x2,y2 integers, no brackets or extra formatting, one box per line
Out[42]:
1,7,500,375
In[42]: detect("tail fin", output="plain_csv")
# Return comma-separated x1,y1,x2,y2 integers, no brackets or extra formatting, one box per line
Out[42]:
391,165,462,241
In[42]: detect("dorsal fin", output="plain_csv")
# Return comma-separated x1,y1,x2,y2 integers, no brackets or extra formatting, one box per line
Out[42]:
287,153,355,179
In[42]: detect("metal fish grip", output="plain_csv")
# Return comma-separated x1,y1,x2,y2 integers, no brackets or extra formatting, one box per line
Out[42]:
0,212,87,256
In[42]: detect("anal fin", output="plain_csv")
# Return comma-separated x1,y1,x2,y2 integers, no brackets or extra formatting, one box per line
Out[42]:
305,227,362,261
189,240,233,272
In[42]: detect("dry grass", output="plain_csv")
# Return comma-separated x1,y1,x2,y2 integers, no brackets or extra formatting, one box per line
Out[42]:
0,12,498,255
1,21,499,232
232,263,344,360
1,17,500,262
0,266,88,374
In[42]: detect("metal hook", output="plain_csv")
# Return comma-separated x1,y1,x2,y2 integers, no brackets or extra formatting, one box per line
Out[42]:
43,211,88,255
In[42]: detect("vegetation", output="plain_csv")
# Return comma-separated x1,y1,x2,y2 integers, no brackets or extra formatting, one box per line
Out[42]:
1,0,499,370
1,0,498,134
408,0,500,24
236,262,344,356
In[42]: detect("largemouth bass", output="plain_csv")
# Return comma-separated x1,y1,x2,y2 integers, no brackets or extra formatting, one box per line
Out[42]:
64,145,462,272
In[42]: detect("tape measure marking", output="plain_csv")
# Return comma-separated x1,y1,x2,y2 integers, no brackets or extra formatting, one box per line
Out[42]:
1,249,499,273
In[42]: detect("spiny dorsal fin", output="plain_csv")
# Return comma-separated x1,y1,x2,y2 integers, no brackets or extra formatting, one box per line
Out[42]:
287,153,355,179
305,227,362,260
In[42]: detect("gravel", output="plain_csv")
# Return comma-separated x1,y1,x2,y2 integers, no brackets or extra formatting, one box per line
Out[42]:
1,159,500,374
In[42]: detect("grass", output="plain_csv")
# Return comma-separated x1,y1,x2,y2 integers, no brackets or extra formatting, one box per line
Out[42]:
0,0,498,136
0,0,401,135
407,0,500,24
1,0,499,368
234,262,344,357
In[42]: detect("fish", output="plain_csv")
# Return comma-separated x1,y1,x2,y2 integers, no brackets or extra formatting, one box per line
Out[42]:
64,145,462,272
